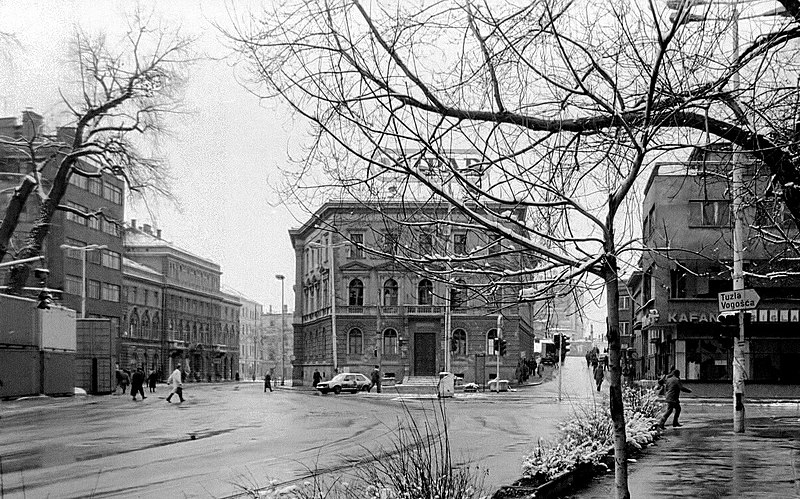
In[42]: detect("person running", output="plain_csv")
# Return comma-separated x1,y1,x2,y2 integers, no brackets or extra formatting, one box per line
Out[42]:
658,369,692,428
166,365,185,403
131,367,146,401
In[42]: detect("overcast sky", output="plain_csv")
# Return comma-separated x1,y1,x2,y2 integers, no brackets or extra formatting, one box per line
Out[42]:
0,0,302,312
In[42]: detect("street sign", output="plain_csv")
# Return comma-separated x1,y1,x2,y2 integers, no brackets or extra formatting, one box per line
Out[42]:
718,289,760,312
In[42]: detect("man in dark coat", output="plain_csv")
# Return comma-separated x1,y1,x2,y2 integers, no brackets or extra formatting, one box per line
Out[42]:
131,367,146,401
264,373,273,392
593,363,605,392
658,369,692,428
369,366,382,393
312,370,321,387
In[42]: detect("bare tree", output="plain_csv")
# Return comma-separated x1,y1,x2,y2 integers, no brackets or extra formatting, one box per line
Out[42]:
229,1,800,496
0,13,192,290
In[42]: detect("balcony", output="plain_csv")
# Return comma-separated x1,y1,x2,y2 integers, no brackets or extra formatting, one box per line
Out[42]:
300,304,510,322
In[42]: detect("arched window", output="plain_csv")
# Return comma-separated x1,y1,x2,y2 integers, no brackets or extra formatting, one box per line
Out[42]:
152,313,160,339
383,328,398,355
486,328,498,355
193,323,198,343
418,279,433,305
452,329,467,356
348,328,363,355
129,310,139,337
141,312,150,339
383,279,398,306
348,278,364,306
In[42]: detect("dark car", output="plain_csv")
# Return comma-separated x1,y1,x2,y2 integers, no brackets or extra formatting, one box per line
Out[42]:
316,373,371,394
540,355,556,366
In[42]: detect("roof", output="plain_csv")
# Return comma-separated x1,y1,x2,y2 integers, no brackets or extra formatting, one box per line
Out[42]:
124,227,220,271
122,257,162,277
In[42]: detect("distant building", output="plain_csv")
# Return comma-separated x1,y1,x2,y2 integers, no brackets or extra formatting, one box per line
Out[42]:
123,222,239,380
289,199,537,386
0,110,125,339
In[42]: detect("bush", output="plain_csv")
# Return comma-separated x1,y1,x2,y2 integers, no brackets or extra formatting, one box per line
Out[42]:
520,385,661,483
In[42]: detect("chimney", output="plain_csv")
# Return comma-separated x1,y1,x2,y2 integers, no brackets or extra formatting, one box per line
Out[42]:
156,229,162,239
143,224,152,235
130,219,137,230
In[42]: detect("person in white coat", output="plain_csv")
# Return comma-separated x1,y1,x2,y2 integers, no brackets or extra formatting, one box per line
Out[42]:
166,365,185,403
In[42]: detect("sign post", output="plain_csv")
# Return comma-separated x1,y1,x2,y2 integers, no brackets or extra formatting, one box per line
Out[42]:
718,288,760,433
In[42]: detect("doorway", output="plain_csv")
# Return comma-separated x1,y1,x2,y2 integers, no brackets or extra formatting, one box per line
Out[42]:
414,333,436,376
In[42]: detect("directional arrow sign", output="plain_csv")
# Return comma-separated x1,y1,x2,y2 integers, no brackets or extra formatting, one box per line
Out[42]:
718,289,760,313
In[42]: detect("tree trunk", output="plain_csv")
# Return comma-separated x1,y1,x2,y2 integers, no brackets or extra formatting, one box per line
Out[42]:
605,256,629,499
0,175,37,263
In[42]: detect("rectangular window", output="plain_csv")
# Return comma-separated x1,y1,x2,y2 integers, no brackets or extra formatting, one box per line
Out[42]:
87,249,101,265
670,268,688,299
453,233,467,255
419,233,433,255
103,183,123,204
64,275,82,295
101,249,121,270
64,202,87,225
619,321,630,335
101,282,120,302
350,233,364,258
87,280,101,300
643,269,653,303
382,231,399,255
69,173,88,190
63,238,85,259
619,295,631,310
88,215,101,231
689,200,731,227
89,177,103,196
102,219,120,236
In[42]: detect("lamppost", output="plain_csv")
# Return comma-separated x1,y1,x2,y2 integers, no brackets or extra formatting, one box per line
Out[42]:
59,243,107,318
275,274,286,386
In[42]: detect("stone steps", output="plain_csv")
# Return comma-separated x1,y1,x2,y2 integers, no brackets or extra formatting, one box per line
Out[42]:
401,376,440,386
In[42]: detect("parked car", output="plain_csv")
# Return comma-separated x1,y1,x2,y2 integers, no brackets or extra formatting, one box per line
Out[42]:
463,382,479,393
540,355,556,366
316,373,371,394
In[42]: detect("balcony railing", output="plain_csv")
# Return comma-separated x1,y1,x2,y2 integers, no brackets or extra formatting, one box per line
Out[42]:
300,304,511,322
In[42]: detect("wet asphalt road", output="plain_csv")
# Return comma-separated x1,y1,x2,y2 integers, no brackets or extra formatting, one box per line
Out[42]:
0,358,600,498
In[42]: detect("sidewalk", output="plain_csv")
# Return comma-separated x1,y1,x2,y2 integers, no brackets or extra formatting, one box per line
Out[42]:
577,402,800,498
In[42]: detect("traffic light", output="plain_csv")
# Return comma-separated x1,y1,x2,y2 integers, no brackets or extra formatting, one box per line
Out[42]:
553,333,561,351
561,335,571,362
718,311,752,326
498,338,507,356
493,337,499,353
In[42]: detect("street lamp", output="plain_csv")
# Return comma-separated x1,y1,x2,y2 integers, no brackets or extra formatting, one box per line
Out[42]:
59,243,107,318
275,274,286,386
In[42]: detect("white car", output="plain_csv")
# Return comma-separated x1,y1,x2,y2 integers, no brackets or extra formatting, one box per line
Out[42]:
316,373,371,394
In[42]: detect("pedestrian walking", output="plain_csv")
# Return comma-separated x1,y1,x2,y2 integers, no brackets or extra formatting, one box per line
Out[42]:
131,367,146,401
594,363,605,392
147,369,158,393
368,365,382,393
312,370,321,387
120,369,130,394
166,365,185,403
585,351,591,368
658,369,692,428
264,373,273,392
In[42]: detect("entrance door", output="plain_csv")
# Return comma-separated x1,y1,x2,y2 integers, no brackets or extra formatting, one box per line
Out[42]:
414,333,436,376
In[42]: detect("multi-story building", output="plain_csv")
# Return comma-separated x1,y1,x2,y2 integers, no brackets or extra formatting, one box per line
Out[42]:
634,145,800,383
262,307,291,383
123,222,238,380
289,199,537,386
121,256,164,373
0,110,125,336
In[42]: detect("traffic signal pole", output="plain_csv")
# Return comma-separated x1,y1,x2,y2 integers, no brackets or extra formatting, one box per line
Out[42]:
496,315,502,391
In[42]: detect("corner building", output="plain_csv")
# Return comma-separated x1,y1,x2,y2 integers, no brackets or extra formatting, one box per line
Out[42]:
289,200,537,386
634,146,800,384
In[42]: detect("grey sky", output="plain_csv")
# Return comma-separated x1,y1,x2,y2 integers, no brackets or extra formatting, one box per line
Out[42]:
0,0,300,312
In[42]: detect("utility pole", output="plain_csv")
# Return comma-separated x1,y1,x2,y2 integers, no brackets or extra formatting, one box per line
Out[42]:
558,335,563,402
496,314,502,390
729,1,747,433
